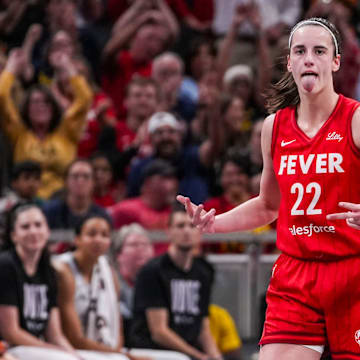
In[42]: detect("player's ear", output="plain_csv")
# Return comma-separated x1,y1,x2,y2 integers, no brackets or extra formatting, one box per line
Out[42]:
332,54,340,73
287,55,292,72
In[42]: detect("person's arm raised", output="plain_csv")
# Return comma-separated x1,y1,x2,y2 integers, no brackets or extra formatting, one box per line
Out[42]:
177,113,280,233
0,49,27,144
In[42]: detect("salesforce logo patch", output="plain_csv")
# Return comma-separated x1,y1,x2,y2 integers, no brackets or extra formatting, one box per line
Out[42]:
289,223,335,237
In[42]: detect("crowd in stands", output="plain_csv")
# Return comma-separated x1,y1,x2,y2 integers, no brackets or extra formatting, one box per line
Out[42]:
0,0,359,359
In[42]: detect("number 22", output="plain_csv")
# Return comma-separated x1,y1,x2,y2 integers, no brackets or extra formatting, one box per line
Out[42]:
290,182,322,215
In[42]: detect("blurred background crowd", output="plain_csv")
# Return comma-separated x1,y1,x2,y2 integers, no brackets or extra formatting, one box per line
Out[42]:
0,0,359,243
0,0,359,358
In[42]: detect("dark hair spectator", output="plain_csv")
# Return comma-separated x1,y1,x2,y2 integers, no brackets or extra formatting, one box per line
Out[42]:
42,158,111,252
0,203,85,360
102,0,179,117
131,204,219,359
109,159,179,232
0,48,92,199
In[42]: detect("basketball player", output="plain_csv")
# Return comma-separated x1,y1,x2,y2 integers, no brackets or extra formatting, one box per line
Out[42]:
178,17,360,360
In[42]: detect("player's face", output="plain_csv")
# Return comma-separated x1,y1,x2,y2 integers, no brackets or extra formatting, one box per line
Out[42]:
12,207,49,255
75,218,111,259
287,25,340,95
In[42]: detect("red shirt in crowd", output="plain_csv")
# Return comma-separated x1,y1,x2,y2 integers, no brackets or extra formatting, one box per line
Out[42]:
77,91,117,158
102,50,152,117
107,0,214,24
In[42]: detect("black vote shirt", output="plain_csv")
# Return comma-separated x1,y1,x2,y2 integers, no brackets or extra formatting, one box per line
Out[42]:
131,253,214,349
0,249,57,338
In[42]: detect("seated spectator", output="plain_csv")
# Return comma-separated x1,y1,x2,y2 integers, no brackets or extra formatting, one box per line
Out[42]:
0,49,92,199
131,204,222,360
127,110,222,204
209,304,243,360
0,203,88,360
42,158,110,231
109,159,178,231
0,161,42,215
54,215,143,359
102,0,178,117
91,152,123,208
113,224,154,346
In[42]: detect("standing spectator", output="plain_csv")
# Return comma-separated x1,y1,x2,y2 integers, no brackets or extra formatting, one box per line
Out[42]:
48,55,118,159
42,159,110,231
152,52,196,122
306,0,360,99
0,0,45,50
102,0,178,117
127,108,222,204
97,78,161,190
113,224,154,346
131,204,221,360
203,155,260,254
204,155,252,215
0,204,85,360
213,0,300,66
217,3,271,117
181,37,217,110
114,77,160,154
109,159,178,230
0,49,92,199
91,152,119,208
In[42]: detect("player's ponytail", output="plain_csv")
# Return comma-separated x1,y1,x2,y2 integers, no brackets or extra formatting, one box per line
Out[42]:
265,71,299,114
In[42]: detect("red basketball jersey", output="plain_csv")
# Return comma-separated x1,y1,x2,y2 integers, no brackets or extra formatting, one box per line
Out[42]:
272,95,360,260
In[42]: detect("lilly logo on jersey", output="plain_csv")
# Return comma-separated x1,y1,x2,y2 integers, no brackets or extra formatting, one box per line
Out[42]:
326,131,343,142
289,223,335,237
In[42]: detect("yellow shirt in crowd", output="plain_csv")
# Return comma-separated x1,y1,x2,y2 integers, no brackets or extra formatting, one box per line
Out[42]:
209,304,242,354
0,70,92,199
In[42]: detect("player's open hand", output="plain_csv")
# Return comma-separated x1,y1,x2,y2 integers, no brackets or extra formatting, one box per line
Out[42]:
326,202,360,230
176,195,216,233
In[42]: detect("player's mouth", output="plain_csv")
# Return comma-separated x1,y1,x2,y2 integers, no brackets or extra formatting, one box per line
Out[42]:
301,71,318,78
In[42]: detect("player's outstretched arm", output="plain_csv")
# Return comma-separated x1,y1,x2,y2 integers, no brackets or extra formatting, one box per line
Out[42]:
177,114,280,233
327,202,360,230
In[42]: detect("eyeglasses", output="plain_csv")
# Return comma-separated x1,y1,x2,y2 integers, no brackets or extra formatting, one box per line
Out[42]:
68,173,92,180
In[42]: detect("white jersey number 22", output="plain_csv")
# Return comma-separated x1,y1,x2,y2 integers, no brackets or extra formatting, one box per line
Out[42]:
290,182,322,216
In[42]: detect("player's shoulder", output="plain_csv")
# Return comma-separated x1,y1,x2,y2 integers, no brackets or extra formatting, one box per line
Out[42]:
263,114,276,131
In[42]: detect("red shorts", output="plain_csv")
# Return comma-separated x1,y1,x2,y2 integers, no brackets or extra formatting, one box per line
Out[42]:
260,253,360,359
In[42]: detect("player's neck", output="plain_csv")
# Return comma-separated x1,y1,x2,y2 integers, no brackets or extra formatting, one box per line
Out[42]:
297,91,339,133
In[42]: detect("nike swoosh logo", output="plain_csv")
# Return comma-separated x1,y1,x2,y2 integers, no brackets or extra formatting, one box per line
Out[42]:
281,139,296,147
